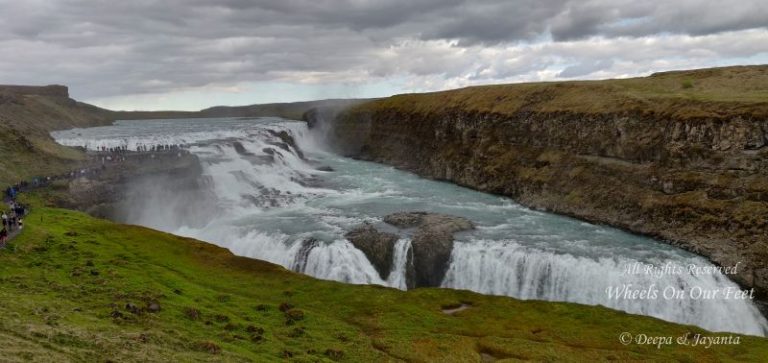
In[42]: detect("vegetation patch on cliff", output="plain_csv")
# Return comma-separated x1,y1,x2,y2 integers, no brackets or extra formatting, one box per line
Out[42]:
353,65,768,119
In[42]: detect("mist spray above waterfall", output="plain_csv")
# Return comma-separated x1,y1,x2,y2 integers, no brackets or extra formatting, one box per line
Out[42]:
52,117,768,337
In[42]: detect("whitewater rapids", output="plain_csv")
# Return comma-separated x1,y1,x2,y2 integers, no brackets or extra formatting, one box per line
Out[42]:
52,117,768,336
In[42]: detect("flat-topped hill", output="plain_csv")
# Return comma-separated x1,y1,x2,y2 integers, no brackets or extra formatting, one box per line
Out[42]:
0,84,69,98
357,65,768,119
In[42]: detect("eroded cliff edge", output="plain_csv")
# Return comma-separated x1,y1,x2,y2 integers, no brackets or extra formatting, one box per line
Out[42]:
309,65,768,299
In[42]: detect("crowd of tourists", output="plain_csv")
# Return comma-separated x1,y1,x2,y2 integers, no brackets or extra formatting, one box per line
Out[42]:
1,170,99,247
94,143,186,153
95,143,190,166
1,185,28,247
0,154,112,247
0,143,191,247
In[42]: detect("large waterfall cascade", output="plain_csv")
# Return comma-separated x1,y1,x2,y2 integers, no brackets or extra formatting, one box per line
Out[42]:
52,117,768,336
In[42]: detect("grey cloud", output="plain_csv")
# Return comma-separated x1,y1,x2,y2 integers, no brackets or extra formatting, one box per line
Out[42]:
0,0,766,102
550,0,768,40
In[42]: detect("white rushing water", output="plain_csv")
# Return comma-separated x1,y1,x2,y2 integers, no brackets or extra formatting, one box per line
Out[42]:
387,239,413,290
52,117,768,336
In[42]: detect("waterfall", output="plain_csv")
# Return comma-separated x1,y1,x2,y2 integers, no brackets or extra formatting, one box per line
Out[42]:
386,239,413,290
303,240,385,285
291,238,319,272
51,117,768,337
442,239,768,336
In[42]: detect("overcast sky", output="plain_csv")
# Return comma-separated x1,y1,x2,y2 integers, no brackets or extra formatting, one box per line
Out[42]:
1,0,767,111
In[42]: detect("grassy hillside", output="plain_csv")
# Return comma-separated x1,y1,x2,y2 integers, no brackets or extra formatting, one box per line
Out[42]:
359,65,768,119
0,87,113,186
0,194,766,362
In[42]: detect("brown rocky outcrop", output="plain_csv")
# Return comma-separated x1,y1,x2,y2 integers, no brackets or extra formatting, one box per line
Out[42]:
60,152,203,219
384,212,474,287
346,212,474,287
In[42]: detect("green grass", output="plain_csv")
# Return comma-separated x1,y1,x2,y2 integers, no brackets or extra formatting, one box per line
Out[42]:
0,197,767,362
3,66,768,361
0,92,111,186
352,65,768,119
0,126,86,186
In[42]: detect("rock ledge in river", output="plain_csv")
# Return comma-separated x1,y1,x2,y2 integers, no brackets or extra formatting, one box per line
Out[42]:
344,224,398,280
384,212,474,287
346,212,475,287
384,211,474,232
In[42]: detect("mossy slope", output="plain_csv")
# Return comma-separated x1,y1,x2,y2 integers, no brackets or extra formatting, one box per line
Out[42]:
360,65,768,119
0,88,113,186
1,202,767,362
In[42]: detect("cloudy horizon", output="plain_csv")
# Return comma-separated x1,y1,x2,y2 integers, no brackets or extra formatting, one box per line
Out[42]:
1,0,767,111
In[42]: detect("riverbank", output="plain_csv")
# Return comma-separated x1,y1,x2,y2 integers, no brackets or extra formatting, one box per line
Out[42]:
4,67,768,360
2,198,767,361
311,65,768,301
47,117,768,337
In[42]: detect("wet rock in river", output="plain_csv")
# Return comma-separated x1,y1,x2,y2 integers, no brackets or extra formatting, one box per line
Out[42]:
385,212,474,287
232,141,253,156
346,212,474,287
344,223,399,280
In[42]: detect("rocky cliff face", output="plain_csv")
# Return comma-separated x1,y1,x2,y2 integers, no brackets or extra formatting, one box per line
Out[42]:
55,153,204,219
312,73,768,299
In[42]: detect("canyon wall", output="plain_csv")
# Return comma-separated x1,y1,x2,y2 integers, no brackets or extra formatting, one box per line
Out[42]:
311,65,768,298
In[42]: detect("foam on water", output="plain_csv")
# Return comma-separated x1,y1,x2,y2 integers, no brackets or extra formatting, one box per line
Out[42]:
52,117,768,336
443,239,767,336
